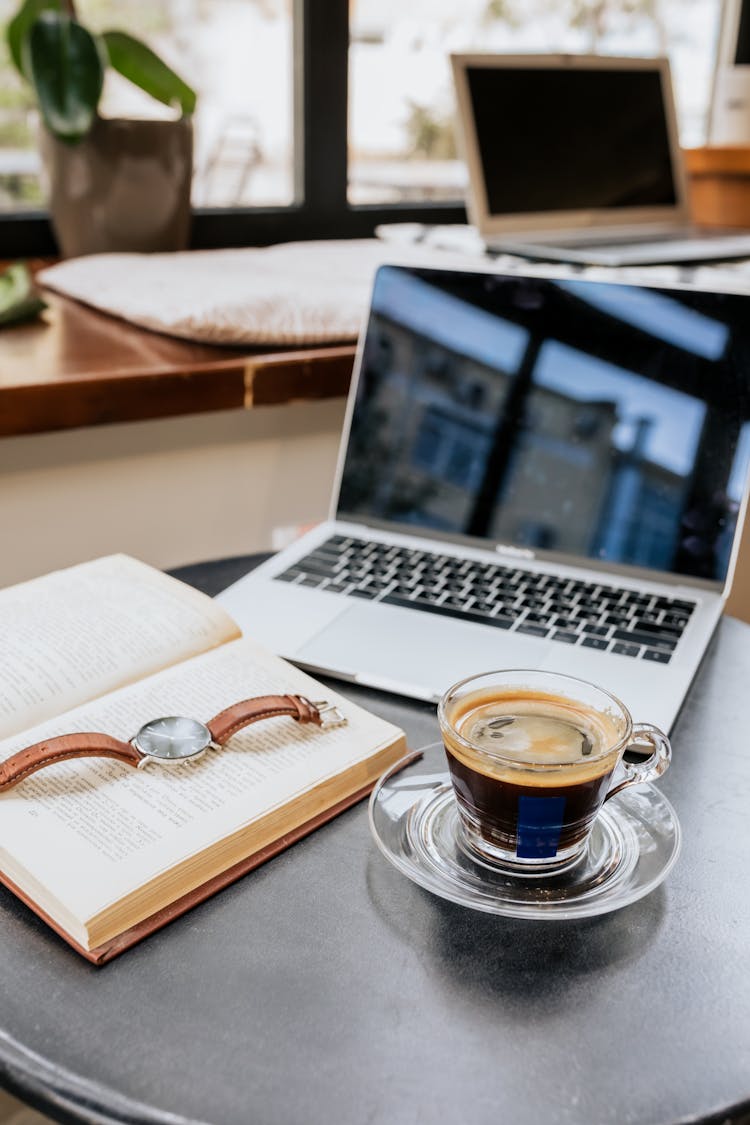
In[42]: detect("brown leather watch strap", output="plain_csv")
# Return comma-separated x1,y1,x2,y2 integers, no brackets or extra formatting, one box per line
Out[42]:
207,694,322,745
0,733,142,793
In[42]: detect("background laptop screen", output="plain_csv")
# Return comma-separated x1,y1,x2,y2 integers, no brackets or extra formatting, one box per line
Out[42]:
337,267,750,584
465,64,677,214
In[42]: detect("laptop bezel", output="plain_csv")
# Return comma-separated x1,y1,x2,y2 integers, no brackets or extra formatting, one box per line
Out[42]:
450,52,692,239
328,261,750,601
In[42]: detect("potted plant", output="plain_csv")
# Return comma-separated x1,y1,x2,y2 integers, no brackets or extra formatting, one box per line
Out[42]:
6,0,197,256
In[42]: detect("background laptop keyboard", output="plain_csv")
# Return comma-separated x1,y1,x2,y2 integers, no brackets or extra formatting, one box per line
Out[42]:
274,536,696,665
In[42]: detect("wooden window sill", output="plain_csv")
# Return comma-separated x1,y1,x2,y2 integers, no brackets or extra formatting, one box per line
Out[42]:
0,286,355,438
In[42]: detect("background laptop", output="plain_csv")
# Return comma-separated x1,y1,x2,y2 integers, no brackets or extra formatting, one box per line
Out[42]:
219,264,750,732
450,52,750,267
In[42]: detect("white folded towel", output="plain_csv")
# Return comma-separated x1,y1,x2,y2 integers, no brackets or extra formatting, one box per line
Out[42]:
37,239,494,346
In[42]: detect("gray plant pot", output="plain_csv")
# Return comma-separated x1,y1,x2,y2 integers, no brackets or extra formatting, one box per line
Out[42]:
40,116,193,258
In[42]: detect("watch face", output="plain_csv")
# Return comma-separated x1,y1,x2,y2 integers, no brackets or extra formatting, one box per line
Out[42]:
133,716,212,762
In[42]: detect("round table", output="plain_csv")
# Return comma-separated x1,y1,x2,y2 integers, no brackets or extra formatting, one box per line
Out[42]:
1,555,750,1125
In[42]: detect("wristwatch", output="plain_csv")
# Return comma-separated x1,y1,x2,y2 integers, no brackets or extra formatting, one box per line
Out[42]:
0,694,346,793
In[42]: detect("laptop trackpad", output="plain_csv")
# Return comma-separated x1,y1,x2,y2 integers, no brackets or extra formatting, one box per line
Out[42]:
295,602,553,698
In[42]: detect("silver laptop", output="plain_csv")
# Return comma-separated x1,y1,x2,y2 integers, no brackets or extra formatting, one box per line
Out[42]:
218,263,750,732
450,52,750,267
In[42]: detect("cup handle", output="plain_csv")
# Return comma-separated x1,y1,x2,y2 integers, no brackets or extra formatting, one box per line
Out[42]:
604,722,672,802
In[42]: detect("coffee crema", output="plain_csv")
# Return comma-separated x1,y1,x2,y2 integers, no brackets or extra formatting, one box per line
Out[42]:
447,689,622,782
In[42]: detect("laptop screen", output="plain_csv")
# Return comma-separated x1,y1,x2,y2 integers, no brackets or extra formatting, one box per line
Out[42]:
337,267,750,585
464,63,677,215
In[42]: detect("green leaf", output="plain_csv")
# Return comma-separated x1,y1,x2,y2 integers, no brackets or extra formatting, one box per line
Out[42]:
0,262,47,328
102,30,196,116
28,12,104,143
6,0,61,80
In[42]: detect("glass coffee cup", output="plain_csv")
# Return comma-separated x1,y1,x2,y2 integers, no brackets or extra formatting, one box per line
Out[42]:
438,669,671,875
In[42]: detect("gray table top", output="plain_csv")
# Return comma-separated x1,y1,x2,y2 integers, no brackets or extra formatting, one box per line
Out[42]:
2,554,750,1125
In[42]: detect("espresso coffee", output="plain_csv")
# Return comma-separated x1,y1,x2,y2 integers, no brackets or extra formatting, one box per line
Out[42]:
442,689,622,864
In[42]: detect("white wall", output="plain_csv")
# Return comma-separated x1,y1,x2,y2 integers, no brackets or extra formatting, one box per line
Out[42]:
0,400,347,588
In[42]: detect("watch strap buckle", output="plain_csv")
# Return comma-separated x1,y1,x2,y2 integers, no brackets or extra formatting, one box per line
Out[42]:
311,700,347,728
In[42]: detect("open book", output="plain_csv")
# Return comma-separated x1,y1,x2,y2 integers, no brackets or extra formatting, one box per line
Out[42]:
0,555,407,963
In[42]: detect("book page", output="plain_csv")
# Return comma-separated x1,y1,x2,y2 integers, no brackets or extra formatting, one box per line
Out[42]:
0,638,403,926
0,555,240,741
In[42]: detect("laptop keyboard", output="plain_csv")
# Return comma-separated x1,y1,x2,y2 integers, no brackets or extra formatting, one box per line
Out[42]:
569,231,696,249
274,536,697,665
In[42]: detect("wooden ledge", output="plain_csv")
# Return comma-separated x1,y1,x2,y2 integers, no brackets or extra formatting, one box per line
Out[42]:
0,286,355,438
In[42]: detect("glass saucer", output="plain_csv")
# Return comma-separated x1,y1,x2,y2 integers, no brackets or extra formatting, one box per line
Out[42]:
368,751,681,919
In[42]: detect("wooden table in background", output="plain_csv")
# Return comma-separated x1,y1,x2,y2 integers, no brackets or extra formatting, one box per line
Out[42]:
0,285,356,438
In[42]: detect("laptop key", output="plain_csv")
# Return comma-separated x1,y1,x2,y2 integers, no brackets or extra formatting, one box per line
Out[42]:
635,611,662,625
662,612,689,630
653,597,675,612
441,595,471,609
612,628,677,651
642,648,672,664
516,623,549,638
349,587,377,599
552,630,579,644
583,625,610,637
630,620,680,640
299,576,324,588
581,636,609,650
612,642,640,657
306,546,340,561
414,591,443,605
555,598,578,611
491,615,516,629
275,569,303,582
604,612,631,626
552,616,578,630
492,600,519,615
299,559,339,578
476,579,500,594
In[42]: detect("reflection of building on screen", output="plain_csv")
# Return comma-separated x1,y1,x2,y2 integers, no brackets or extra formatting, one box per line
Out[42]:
523,341,707,568
339,272,750,581
344,313,705,570
343,313,512,520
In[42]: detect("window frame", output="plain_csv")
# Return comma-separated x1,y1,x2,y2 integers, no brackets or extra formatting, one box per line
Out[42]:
0,0,465,257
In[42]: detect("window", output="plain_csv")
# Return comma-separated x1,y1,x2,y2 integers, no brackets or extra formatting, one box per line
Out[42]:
77,0,297,211
0,0,295,214
348,0,722,205
0,0,724,256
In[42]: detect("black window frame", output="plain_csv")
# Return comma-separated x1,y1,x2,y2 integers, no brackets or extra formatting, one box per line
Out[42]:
0,0,465,258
